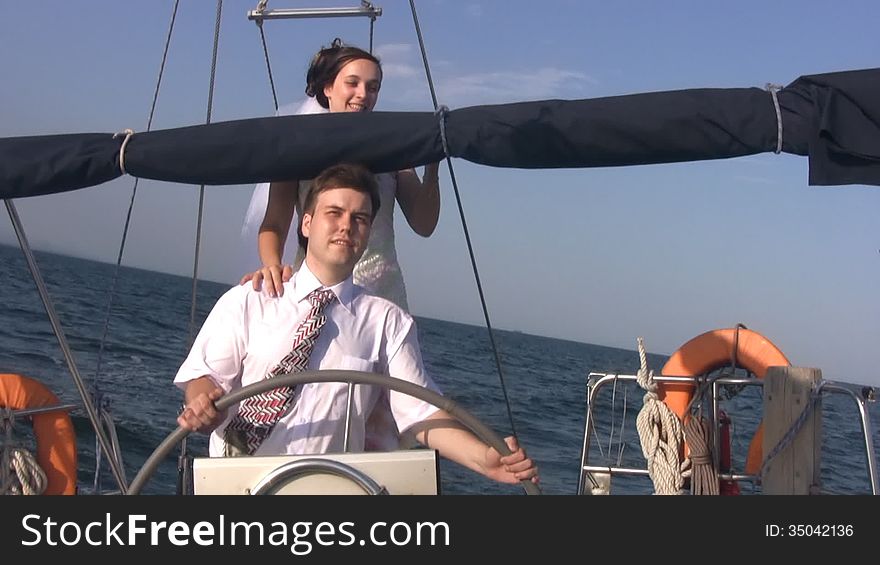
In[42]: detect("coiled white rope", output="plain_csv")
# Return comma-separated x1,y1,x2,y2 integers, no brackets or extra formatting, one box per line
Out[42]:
684,415,718,495
635,337,690,494
1,410,48,495
1,446,48,495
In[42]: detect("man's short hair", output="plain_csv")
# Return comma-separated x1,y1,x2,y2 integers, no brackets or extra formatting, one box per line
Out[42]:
298,163,381,249
303,163,380,219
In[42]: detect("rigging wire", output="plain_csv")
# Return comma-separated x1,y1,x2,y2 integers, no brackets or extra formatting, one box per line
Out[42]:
174,0,224,496
253,0,279,111
187,0,224,350
407,0,520,439
256,20,279,112
90,0,181,494
368,4,375,52
4,202,129,492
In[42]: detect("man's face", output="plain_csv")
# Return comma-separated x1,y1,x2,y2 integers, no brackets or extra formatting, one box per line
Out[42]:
301,187,372,275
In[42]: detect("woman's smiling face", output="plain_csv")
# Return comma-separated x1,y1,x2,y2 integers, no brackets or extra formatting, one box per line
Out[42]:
323,58,382,113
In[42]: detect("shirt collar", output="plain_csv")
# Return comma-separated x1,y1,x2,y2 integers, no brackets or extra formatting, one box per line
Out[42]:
291,263,355,314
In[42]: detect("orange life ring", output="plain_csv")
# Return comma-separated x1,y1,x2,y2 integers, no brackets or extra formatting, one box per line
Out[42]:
659,328,790,477
0,373,77,494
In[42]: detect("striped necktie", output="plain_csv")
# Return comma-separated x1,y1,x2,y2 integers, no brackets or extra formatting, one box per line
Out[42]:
224,288,337,456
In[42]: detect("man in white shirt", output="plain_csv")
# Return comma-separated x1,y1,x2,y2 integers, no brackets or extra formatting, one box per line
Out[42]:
176,163,538,487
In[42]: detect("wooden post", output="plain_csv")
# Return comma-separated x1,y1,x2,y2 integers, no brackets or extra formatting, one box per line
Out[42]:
761,367,823,495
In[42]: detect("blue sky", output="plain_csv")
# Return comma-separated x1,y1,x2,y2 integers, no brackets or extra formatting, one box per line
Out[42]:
2,0,879,386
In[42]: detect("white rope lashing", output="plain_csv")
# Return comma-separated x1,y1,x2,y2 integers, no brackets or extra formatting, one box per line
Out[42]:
765,83,783,154
113,129,135,175
635,337,690,494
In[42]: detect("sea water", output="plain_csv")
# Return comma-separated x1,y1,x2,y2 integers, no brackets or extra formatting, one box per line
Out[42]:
1,244,876,495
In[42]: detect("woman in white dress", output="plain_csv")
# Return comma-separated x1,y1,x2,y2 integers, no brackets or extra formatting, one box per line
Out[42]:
240,39,440,311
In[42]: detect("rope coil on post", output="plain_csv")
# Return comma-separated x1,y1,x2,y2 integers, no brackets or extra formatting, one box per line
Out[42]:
765,83,783,154
112,129,135,175
635,337,690,494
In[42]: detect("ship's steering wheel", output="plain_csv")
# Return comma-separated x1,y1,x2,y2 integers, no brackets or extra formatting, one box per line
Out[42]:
127,370,541,495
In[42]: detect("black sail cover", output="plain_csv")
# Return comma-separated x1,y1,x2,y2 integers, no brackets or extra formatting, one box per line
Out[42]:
1,67,878,200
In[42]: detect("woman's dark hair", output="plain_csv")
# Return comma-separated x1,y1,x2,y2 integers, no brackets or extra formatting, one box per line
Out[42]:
305,38,382,108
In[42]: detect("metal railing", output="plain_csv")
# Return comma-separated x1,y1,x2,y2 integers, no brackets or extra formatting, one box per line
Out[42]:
577,372,878,495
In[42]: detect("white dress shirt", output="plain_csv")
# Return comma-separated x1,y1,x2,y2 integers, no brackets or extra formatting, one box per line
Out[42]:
174,264,440,456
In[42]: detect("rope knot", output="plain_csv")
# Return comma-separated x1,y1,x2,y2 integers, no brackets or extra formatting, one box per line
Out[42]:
1,406,14,429
634,336,687,494
635,336,657,394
